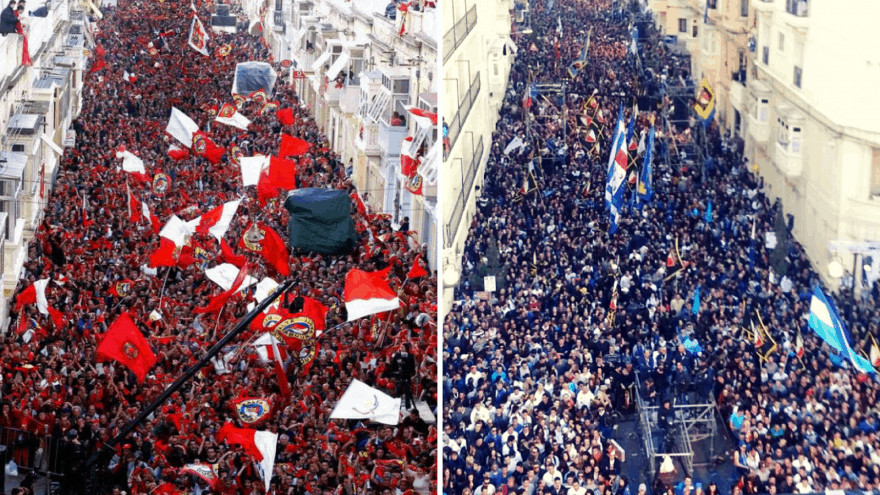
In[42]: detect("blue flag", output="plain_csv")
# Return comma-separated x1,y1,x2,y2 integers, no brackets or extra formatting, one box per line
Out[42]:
705,201,713,223
692,287,701,315
636,127,655,206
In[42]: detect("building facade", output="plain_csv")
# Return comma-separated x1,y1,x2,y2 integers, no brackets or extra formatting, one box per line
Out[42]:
649,0,880,289
440,0,516,316
0,0,87,328
261,0,439,270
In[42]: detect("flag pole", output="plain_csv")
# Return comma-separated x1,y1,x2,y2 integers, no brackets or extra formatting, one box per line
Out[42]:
85,279,296,488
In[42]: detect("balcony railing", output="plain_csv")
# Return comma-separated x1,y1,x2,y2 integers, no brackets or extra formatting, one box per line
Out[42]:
762,45,769,65
785,0,808,16
793,66,802,88
445,72,480,159
442,4,477,63
445,135,484,246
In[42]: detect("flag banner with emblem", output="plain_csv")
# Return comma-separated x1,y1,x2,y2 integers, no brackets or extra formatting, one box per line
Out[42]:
233,397,273,425
404,173,423,195
109,279,136,298
159,215,197,248
191,131,226,164
166,107,200,148
181,464,219,489
96,313,157,382
187,15,210,56
752,311,778,362
330,379,401,425
808,285,875,373
240,222,291,276
214,102,251,130
344,268,400,321
694,78,715,124
284,188,356,255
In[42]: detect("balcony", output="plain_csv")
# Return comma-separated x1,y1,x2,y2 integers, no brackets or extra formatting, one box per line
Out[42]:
746,79,771,142
378,121,408,156
753,0,774,12
355,123,381,155
445,72,481,160
784,0,809,31
729,71,747,111
445,135,484,246
337,86,361,114
443,4,477,63
773,112,804,178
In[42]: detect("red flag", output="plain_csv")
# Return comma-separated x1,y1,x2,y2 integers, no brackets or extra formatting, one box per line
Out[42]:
257,156,297,205
276,108,295,126
216,423,263,459
47,307,66,329
168,145,190,161
194,263,250,314
350,192,367,216
96,313,157,382
149,239,179,268
279,134,310,158
192,131,226,164
128,189,142,224
407,254,428,279
220,238,247,268
15,284,36,311
240,223,290,276
270,297,327,348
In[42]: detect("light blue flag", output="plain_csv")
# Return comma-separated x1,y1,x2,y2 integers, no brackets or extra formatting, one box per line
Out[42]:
809,285,876,373
692,287,701,315
705,201,713,223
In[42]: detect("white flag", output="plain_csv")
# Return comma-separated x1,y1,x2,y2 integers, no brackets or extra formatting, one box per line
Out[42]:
159,215,195,247
240,155,269,186
166,107,200,148
215,103,252,130
205,263,258,291
116,150,146,174
330,379,402,425
34,279,50,315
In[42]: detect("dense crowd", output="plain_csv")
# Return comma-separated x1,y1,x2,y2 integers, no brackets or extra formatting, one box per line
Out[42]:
442,0,880,495
0,0,437,493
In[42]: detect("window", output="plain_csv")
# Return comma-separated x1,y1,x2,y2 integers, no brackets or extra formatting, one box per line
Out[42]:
740,0,748,16
871,148,880,197
778,32,784,52
679,18,687,33
734,109,741,135
693,22,698,38
708,0,717,8
793,41,804,88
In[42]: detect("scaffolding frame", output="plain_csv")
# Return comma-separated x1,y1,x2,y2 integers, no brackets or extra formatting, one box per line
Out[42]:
634,373,717,479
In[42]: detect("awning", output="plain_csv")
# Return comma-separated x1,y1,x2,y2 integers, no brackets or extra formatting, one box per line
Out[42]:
326,52,350,80
41,133,63,156
311,50,332,72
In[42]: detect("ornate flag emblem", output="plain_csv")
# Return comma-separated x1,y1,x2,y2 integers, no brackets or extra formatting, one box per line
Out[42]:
353,395,379,415
404,174,423,195
217,44,232,57
193,247,209,271
298,343,316,366
232,93,246,109
148,47,159,56
235,398,272,425
228,145,243,166
122,341,139,359
249,90,267,105
192,133,208,154
218,103,237,119
272,316,316,342
242,223,266,252
115,282,132,298
152,173,170,194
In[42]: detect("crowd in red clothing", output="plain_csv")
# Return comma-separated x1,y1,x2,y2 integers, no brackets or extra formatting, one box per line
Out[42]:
1,0,437,493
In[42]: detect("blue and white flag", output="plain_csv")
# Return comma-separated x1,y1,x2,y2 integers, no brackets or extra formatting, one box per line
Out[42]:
808,286,875,374
605,104,628,235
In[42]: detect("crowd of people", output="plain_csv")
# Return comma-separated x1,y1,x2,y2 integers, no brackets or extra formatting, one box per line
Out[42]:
442,1,880,495
0,0,437,493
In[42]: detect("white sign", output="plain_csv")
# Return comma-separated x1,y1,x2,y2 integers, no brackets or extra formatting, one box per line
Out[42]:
484,276,497,292
62,130,76,148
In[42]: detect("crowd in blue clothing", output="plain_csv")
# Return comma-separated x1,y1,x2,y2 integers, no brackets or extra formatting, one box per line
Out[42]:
442,0,880,494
